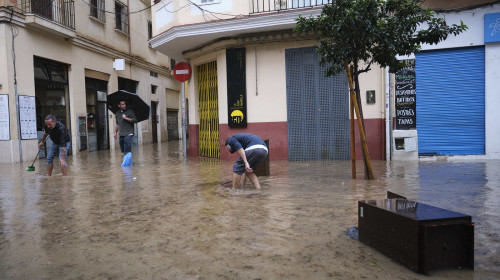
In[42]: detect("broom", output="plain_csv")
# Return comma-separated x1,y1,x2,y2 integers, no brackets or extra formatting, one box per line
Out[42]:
26,137,48,171
26,149,40,171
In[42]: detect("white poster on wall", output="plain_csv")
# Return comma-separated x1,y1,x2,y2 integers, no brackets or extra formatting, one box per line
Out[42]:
19,95,37,139
0,95,9,140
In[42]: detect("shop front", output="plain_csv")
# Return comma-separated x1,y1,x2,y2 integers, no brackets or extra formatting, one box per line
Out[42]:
34,57,71,157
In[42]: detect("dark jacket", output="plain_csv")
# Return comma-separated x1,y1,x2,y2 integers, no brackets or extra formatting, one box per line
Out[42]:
44,121,71,145
225,133,266,153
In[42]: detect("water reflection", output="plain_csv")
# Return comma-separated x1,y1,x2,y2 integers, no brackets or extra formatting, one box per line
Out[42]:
0,142,498,279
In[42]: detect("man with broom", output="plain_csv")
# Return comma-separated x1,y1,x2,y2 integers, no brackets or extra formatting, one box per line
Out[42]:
39,114,71,176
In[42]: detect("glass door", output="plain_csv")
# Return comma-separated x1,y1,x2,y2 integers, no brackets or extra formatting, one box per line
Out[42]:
97,91,109,150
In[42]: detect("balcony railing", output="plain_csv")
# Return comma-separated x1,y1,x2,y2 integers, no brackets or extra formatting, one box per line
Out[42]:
251,0,331,14
21,0,75,29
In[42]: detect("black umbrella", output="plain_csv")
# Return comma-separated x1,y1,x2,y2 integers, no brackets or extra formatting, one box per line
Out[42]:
107,90,150,122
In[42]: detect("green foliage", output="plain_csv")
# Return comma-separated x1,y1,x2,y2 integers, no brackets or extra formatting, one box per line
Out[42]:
294,0,467,75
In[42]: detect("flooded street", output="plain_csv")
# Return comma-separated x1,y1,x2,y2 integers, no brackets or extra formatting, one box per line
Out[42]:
0,141,499,280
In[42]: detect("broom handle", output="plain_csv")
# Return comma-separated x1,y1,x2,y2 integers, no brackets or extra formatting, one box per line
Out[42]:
30,150,40,166
31,136,49,166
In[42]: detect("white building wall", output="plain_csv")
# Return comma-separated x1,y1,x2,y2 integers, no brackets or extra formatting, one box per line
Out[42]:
154,0,249,36
186,39,385,125
485,43,500,158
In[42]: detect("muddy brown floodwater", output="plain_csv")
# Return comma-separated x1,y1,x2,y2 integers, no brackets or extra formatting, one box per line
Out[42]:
0,141,499,279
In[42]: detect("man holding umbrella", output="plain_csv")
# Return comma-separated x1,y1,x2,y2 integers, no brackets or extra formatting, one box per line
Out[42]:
107,90,149,166
114,100,137,157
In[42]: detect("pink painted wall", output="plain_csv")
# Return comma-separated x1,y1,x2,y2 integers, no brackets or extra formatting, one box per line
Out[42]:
188,118,386,161
187,122,288,160
353,118,386,161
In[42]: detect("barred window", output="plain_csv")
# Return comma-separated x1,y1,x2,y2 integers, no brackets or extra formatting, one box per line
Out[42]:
115,1,128,33
90,0,105,22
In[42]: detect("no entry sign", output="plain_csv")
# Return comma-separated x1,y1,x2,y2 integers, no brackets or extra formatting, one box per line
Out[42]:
173,62,192,82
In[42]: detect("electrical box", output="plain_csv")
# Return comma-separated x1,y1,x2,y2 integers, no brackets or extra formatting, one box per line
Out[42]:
392,130,418,160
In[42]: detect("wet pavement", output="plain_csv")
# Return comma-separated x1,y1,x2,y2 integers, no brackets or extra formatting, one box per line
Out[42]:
0,141,499,280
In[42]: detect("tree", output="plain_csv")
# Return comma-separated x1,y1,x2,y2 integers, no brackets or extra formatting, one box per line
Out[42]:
294,0,467,179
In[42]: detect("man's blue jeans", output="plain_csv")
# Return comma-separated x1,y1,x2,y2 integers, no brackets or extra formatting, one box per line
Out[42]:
119,135,133,154
46,142,71,165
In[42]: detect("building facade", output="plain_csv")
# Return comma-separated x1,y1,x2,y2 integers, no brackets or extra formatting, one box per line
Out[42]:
0,0,180,163
150,0,387,161
393,0,500,160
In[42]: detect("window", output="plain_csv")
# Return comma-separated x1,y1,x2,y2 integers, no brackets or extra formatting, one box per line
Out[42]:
90,0,106,22
115,1,128,33
147,20,152,40
151,85,158,94
150,71,158,77
170,58,176,70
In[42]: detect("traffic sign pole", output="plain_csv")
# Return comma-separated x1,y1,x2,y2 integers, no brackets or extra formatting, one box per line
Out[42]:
173,62,192,158
181,82,186,158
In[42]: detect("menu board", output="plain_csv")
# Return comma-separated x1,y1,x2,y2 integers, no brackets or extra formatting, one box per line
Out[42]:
19,95,37,139
395,60,416,130
0,95,9,140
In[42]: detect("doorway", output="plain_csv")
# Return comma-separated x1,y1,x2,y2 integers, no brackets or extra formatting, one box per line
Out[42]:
151,101,158,143
197,61,219,158
34,57,71,157
167,109,179,140
85,77,109,151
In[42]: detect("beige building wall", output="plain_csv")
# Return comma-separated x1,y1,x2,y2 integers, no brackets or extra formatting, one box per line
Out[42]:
0,1,179,163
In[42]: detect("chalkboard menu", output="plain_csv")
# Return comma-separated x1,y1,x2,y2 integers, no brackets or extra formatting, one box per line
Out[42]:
226,48,247,128
395,60,416,130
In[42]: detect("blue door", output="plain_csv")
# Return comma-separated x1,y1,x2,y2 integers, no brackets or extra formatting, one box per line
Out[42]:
416,47,485,155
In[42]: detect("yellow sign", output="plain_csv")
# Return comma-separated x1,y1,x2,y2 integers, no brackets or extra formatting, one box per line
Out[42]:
230,109,244,124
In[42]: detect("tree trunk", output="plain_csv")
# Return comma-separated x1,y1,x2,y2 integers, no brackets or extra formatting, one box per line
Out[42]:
353,65,371,179
345,61,374,180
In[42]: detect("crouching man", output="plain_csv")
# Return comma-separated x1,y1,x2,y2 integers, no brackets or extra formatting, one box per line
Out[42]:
225,133,268,190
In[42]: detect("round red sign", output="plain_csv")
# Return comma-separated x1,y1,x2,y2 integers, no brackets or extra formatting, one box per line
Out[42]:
173,62,192,82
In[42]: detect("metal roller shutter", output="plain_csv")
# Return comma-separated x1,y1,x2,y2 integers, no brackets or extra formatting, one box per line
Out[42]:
416,47,485,156
286,47,349,160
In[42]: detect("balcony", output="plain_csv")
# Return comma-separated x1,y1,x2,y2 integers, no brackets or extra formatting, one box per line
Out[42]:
251,0,330,14
21,0,76,38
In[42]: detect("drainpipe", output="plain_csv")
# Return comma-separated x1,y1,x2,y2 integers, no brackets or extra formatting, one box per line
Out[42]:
11,25,22,162
385,67,391,161
255,44,258,96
